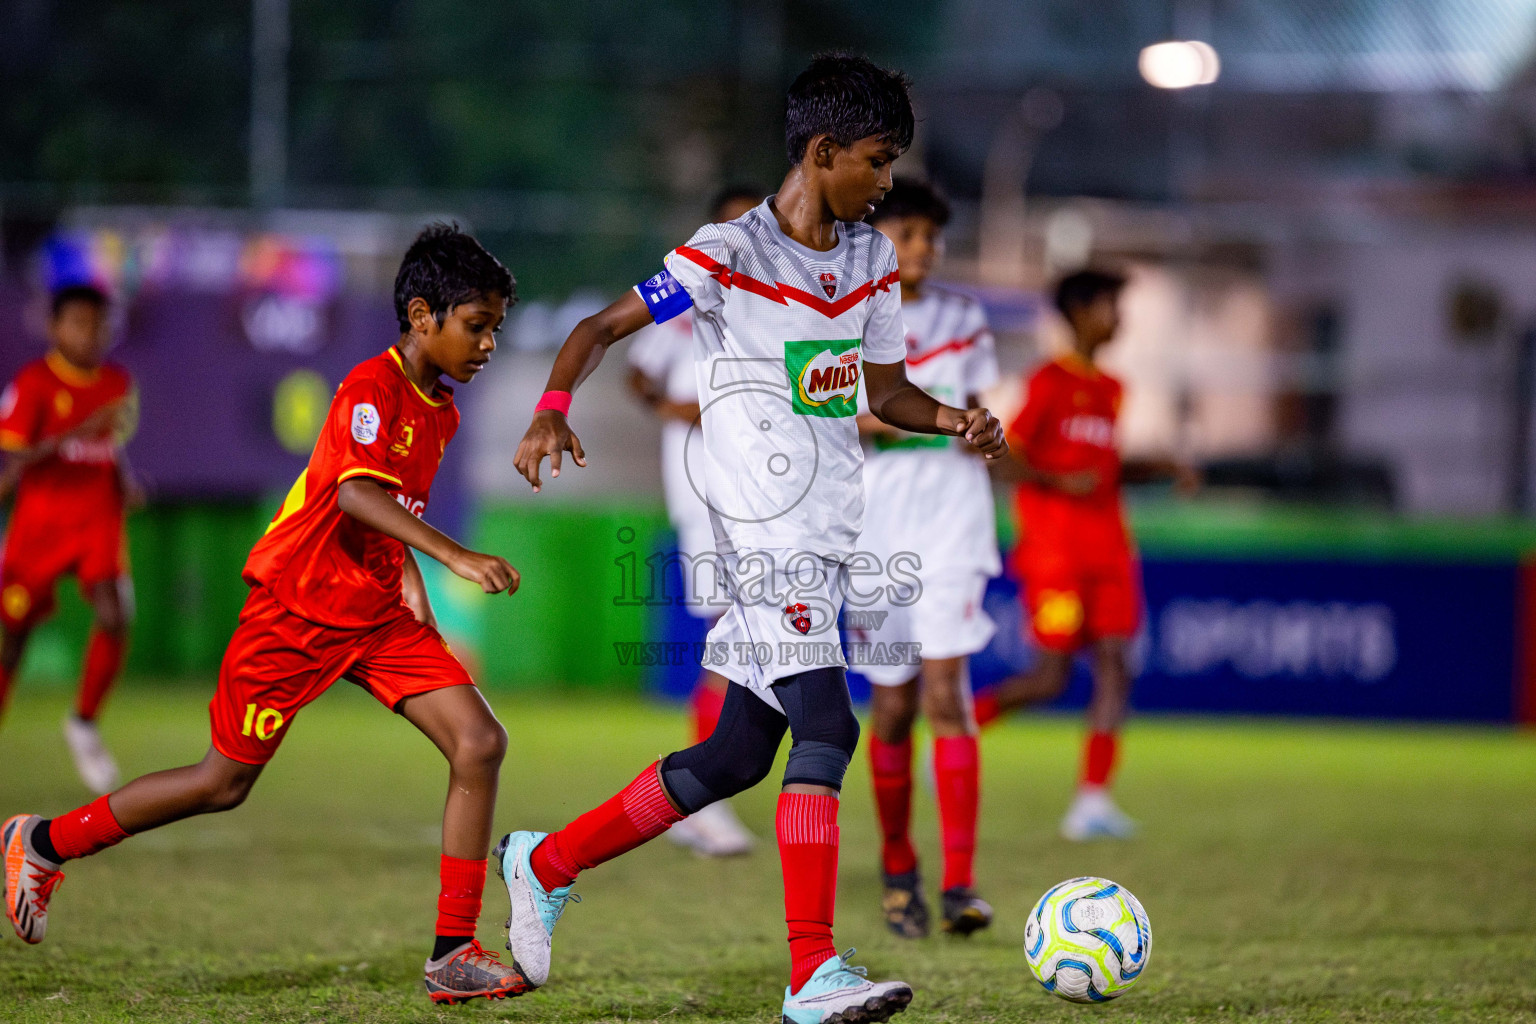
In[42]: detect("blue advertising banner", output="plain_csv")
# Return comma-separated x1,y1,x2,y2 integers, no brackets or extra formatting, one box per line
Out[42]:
646,541,1524,723
971,558,1520,723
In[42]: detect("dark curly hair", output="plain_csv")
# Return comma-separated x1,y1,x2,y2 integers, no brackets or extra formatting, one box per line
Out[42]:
50,283,109,318
867,178,950,228
393,223,515,332
785,52,915,165
1053,269,1127,320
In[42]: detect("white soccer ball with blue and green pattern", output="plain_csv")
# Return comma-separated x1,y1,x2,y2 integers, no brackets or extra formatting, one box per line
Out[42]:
1024,876,1151,1002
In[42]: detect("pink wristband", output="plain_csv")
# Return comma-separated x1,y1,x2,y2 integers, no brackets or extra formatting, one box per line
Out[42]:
534,390,572,416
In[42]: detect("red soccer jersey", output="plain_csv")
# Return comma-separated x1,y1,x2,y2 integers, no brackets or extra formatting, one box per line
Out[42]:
1006,353,1129,558
244,348,458,629
0,353,133,520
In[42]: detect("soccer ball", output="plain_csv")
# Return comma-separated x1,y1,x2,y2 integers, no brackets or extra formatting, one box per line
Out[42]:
1024,876,1151,1002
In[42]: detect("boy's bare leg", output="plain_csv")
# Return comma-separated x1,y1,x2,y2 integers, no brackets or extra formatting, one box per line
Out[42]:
1087,637,1132,732
5,745,263,943
0,625,29,725
398,684,507,860
397,682,522,988
973,650,1073,726
106,748,265,832
918,657,972,737
870,678,919,745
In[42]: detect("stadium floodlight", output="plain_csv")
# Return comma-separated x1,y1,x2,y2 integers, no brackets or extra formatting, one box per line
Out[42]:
1139,40,1220,89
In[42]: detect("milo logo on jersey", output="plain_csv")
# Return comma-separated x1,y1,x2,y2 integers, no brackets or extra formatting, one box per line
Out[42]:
786,339,861,417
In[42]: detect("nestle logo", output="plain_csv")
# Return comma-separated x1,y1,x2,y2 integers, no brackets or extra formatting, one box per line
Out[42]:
838,351,858,365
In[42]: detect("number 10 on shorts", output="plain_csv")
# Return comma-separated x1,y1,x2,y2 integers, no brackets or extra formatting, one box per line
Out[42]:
241,703,285,741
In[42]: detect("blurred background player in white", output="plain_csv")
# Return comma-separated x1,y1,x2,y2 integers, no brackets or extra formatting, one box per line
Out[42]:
625,185,762,858
853,179,1000,938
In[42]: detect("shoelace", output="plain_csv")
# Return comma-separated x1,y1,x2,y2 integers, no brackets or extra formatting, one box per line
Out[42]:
828,948,868,984
28,869,63,914
450,940,505,969
547,890,581,924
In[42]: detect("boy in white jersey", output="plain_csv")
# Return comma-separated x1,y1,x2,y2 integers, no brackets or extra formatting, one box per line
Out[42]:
852,180,1001,940
500,54,1006,1024
626,185,762,858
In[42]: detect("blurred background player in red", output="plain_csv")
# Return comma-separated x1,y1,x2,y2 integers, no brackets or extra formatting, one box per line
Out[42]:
977,269,1197,841
625,184,762,858
0,284,142,794
853,179,1000,938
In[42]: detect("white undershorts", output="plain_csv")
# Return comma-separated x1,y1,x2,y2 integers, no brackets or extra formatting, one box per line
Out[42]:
849,569,996,686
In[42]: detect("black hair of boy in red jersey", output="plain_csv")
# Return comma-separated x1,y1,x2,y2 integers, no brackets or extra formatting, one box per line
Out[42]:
392,224,515,385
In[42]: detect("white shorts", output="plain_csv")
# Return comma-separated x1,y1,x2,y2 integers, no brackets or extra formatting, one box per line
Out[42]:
702,548,850,704
848,570,996,686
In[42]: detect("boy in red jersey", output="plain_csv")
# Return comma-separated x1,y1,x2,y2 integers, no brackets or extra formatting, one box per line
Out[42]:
3,226,530,1005
0,284,141,794
977,269,1195,841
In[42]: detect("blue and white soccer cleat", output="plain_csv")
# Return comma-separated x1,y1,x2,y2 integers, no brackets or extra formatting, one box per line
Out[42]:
494,831,579,989
781,949,913,1024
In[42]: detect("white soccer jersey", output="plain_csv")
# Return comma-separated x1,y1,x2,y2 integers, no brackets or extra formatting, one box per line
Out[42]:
859,284,1002,578
639,198,906,559
626,311,712,546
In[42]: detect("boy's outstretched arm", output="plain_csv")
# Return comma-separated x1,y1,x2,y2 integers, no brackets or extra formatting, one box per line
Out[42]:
336,477,519,595
863,359,1009,459
514,290,655,491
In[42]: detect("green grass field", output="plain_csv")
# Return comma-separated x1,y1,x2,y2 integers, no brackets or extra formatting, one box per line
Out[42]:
1,683,1533,1023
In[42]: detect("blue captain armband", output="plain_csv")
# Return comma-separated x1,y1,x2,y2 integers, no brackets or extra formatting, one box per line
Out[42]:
634,268,693,324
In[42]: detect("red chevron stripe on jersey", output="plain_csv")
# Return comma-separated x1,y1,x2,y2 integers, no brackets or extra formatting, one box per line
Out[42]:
905,330,987,367
673,245,899,319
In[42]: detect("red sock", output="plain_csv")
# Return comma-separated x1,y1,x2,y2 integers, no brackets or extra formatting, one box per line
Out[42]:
75,630,126,721
972,691,1002,728
1082,730,1118,788
47,795,129,862
530,762,683,891
933,735,980,890
690,680,726,745
436,855,486,937
867,736,916,876
779,792,839,992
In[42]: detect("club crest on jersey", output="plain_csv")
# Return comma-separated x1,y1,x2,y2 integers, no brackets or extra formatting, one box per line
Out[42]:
818,272,838,299
351,403,381,445
390,422,414,458
785,338,860,417
784,602,812,635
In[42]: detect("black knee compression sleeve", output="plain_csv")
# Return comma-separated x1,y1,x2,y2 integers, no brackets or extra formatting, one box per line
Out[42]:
773,666,860,790
659,684,787,814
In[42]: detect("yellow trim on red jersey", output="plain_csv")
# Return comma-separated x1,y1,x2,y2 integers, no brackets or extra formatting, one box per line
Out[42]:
1053,351,1102,379
386,348,450,407
337,466,404,487
45,351,103,386
0,429,28,452
265,471,309,535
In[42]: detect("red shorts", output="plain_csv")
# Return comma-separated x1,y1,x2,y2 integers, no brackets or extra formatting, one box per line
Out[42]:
209,585,474,765
0,505,127,629
1016,544,1141,653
